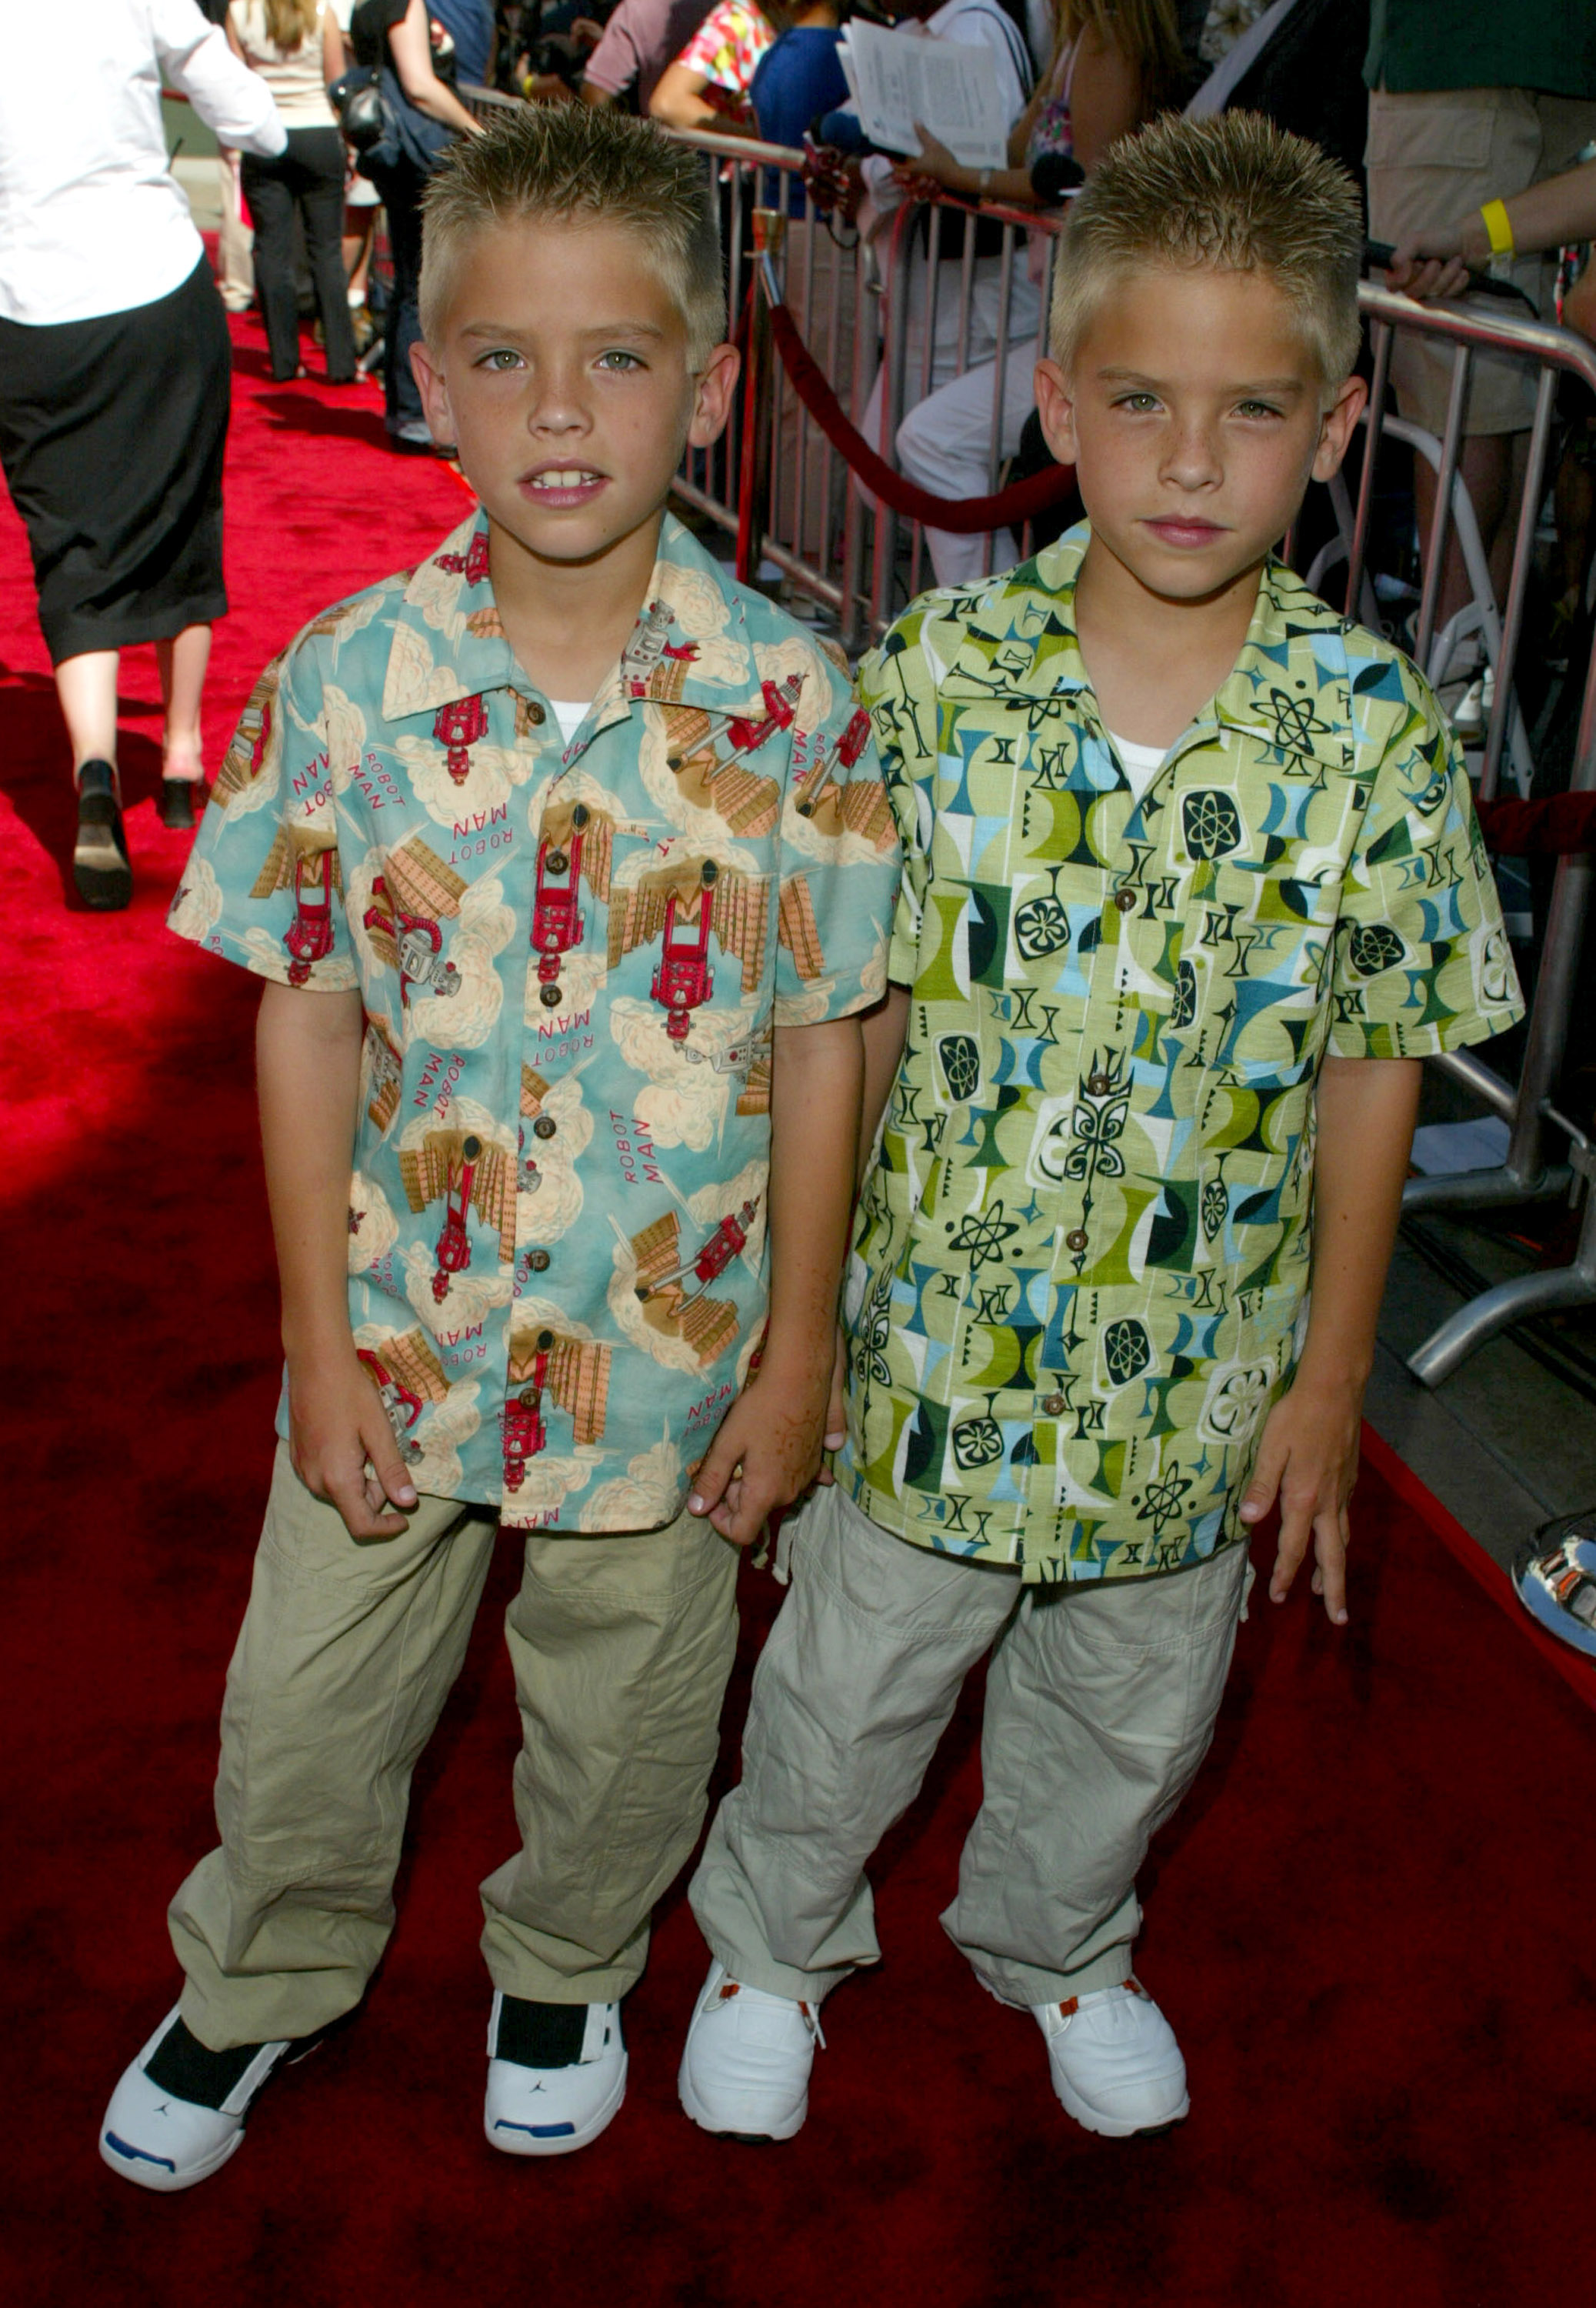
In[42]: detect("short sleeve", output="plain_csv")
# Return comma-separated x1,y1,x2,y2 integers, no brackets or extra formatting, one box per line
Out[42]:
165,632,361,992
858,614,937,989
771,649,902,1024
1327,662,1524,1059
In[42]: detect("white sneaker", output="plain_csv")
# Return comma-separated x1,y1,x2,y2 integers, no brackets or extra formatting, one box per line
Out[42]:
678,1960,824,2142
484,1993,626,2157
99,2007,295,2192
1032,1978,1189,2139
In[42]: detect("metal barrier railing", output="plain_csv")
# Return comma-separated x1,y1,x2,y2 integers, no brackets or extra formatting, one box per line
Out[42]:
1346,284,1596,1383
455,96,1593,1381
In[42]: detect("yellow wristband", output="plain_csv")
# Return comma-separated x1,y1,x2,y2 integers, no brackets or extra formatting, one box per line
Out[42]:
1481,198,1515,259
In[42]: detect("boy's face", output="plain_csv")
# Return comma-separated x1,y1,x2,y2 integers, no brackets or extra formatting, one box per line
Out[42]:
1034,265,1365,609
411,216,738,580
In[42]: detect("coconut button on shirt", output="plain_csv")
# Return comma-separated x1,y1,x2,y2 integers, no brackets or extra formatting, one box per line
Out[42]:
168,509,901,1530
845,521,1524,1585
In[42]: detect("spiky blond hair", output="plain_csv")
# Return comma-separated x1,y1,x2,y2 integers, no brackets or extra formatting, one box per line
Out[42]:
1049,112,1364,391
419,104,726,365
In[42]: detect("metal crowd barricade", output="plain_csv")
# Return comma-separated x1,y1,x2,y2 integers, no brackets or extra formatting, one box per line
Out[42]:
1344,285,1596,1383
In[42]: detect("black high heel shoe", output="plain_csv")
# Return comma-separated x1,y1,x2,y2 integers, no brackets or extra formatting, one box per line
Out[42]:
158,776,205,832
74,759,133,909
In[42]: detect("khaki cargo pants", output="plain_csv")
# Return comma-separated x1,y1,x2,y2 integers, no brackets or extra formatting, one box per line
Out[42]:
691,1483,1251,2010
169,1444,740,2051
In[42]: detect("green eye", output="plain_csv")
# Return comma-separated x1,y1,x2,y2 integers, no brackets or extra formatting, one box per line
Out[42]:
597,349,644,372
1115,392,1159,413
477,348,522,372
1236,399,1283,419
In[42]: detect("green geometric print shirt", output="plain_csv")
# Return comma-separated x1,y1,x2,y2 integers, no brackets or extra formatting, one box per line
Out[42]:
840,524,1524,1585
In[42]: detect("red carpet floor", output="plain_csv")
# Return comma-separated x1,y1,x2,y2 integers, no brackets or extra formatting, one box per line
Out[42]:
5,317,1595,2308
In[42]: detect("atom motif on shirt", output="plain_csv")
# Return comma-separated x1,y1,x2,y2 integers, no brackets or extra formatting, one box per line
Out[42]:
1135,1463,1194,1537
945,1202,1021,1272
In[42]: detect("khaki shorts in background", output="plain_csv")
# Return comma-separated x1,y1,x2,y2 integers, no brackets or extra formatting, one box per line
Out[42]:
1366,86,1596,437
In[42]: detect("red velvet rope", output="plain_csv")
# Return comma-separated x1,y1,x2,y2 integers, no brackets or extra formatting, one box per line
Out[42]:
1475,789,1596,856
767,299,1076,535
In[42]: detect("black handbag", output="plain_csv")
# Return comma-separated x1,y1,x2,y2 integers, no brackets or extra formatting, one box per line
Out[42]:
328,65,388,155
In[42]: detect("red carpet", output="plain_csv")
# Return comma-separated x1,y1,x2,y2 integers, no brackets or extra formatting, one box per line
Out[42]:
5,316,1595,2308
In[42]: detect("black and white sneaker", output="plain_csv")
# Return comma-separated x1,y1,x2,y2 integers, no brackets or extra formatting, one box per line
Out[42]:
484,1993,626,2157
100,2008,298,2192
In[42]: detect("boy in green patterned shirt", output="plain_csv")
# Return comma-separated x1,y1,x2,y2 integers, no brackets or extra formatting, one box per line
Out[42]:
678,114,1524,2141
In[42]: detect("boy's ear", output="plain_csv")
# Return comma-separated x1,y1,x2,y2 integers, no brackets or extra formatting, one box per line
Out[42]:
1033,358,1079,470
1311,373,1368,484
687,342,741,451
409,339,455,447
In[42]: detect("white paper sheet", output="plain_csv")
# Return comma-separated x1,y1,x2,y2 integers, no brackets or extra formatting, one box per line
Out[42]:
840,21,1008,172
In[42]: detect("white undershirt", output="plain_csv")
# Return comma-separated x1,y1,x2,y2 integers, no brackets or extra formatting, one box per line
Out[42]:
547,699,592,745
1106,730,1167,803
0,0,285,325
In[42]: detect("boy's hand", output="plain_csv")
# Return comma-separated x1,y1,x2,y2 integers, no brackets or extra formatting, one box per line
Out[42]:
1238,1372,1363,1626
286,1346,418,1540
688,1359,834,1546
813,1324,848,1489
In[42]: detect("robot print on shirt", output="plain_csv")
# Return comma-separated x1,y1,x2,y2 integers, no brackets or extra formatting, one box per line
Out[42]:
658,673,803,838
361,836,469,1006
608,852,768,1042
398,1122,517,1301
502,1321,611,1494
211,657,283,814
608,1158,765,1370
356,1326,451,1463
250,818,342,985
362,1016,405,1134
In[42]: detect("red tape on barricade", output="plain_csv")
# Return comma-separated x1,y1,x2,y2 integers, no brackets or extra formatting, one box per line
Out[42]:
1476,789,1596,855
767,299,1076,535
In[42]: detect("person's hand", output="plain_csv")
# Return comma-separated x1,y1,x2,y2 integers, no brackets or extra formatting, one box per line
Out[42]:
891,122,962,194
1563,263,1596,342
286,1343,418,1539
571,16,605,48
812,1325,848,1488
1237,1371,1363,1625
1387,218,1484,302
803,145,863,222
688,1355,833,1546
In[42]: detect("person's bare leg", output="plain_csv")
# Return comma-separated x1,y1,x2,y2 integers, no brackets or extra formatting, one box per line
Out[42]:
157,623,212,782
55,649,121,779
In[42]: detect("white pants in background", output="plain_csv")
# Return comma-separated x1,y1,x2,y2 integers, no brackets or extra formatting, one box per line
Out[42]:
859,248,1042,591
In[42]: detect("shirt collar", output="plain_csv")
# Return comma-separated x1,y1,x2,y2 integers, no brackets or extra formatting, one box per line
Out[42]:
933,519,1352,774
381,507,771,729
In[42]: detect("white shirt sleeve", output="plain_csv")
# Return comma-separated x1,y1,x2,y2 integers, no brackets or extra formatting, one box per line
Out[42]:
154,0,288,155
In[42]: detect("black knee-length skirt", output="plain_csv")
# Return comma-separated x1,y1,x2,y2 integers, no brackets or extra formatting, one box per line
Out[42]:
0,257,231,663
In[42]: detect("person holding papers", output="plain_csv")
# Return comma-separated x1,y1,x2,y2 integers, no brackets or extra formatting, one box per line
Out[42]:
825,0,1038,555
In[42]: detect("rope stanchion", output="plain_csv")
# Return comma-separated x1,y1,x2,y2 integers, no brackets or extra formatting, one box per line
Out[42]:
1475,789,1596,855
766,299,1077,536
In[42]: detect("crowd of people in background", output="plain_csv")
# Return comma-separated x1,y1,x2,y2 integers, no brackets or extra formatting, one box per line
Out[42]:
6,0,1596,923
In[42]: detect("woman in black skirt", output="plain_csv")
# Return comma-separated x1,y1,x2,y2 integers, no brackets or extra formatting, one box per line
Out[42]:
0,1,287,909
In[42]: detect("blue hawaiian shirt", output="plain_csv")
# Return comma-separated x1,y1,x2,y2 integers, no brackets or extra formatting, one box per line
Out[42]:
169,510,900,1529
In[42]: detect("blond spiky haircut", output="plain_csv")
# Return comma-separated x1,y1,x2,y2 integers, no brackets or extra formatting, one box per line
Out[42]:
419,104,726,365
1049,112,1364,392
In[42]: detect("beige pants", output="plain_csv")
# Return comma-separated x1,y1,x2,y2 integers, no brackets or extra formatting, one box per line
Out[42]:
170,1445,740,2050
690,1483,1250,2009
1367,85,1596,435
